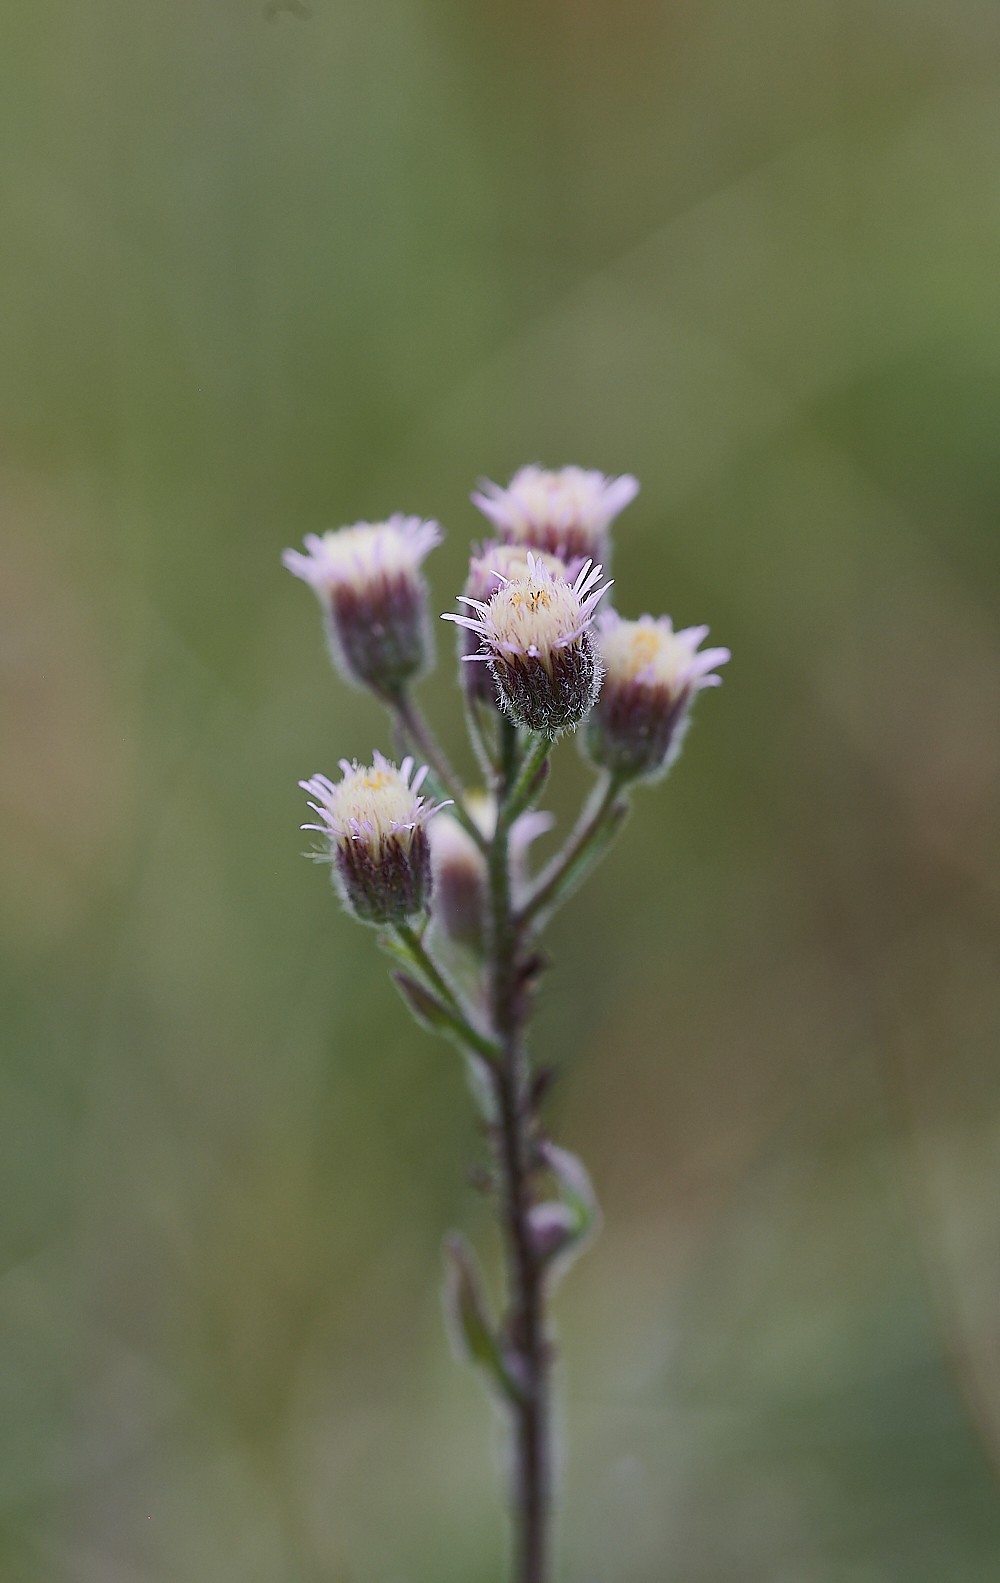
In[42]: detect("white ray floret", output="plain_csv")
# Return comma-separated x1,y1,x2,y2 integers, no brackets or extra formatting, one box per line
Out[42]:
596,612,730,693
283,515,441,592
471,466,639,557
443,554,612,667
300,752,447,858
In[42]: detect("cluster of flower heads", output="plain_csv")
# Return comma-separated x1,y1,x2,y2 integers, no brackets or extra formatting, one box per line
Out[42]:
285,465,729,926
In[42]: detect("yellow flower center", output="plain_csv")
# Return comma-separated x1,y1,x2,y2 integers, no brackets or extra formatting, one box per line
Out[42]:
600,618,693,687
486,572,587,661
328,762,420,853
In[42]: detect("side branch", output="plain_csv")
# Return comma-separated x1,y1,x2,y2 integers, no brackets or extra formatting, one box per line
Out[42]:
517,770,630,931
503,734,550,826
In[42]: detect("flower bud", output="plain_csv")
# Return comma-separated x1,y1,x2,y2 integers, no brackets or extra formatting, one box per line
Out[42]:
471,465,638,565
443,555,612,739
586,612,730,781
457,543,570,711
428,810,488,949
526,1201,578,1262
283,515,441,695
299,752,447,925
528,1142,601,1284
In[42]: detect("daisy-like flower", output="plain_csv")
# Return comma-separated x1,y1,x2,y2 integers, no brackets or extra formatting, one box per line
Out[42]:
458,543,571,711
471,465,639,564
283,515,441,695
300,752,448,925
443,554,612,738
585,611,730,781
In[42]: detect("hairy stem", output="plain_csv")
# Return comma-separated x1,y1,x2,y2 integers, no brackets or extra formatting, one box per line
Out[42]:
464,694,500,779
505,734,550,824
392,920,463,1010
490,755,551,1583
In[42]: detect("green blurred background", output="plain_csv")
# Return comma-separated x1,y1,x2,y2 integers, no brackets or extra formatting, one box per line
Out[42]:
3,0,1000,1578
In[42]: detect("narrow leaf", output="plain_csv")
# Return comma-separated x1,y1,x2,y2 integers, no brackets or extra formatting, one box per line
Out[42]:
391,969,454,1033
390,970,499,1067
442,1234,522,1402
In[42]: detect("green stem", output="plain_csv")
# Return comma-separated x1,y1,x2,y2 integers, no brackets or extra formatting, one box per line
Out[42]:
465,695,500,779
518,770,630,930
393,921,462,1009
503,734,550,827
499,715,520,792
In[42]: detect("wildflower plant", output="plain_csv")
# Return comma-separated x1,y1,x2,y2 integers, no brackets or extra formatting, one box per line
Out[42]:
285,465,729,1583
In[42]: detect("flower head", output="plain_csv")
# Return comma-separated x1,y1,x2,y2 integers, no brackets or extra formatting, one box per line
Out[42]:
471,465,639,564
283,515,441,694
585,611,730,780
300,752,448,924
458,543,571,711
444,555,612,737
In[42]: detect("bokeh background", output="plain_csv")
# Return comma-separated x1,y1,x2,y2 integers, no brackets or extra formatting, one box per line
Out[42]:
3,1,1000,1578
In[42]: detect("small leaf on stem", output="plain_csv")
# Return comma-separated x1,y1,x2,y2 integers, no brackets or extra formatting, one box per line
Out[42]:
443,1234,523,1402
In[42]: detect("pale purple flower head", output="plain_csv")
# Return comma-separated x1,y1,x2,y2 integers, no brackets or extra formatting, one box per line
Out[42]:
458,542,572,711
283,515,441,695
299,751,448,924
586,611,730,781
471,465,639,564
443,553,613,738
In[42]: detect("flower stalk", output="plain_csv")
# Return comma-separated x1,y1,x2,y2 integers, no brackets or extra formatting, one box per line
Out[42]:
284,464,729,1583
487,758,553,1582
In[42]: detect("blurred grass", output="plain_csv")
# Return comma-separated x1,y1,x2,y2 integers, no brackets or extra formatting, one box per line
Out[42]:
2,0,1000,1578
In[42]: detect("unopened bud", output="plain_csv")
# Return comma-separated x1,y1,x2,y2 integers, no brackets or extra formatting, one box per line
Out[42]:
529,1141,601,1284
586,612,730,781
428,811,488,949
283,515,441,695
527,1201,578,1261
444,555,612,739
299,753,447,925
